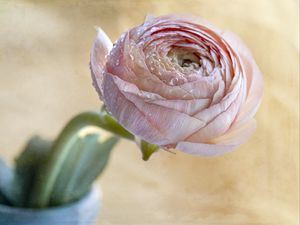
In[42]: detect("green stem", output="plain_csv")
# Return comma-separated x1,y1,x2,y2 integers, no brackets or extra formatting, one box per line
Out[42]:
29,111,133,208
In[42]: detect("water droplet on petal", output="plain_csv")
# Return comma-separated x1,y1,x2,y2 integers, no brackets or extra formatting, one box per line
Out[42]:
183,93,189,98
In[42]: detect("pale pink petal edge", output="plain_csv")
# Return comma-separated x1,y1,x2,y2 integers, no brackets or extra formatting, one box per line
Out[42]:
176,118,256,156
90,27,113,97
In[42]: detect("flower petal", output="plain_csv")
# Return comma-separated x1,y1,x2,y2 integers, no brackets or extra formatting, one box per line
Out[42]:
91,27,113,97
210,118,256,146
222,31,263,124
186,76,246,142
151,98,210,115
109,75,207,144
178,110,257,157
175,141,237,156
102,73,171,145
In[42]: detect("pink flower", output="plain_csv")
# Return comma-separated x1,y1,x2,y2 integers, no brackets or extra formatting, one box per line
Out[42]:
90,15,263,156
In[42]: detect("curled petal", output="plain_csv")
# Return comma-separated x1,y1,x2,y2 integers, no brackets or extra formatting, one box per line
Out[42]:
91,27,113,97
222,31,263,124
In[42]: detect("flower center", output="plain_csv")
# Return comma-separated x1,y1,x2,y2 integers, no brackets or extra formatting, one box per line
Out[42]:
167,48,200,71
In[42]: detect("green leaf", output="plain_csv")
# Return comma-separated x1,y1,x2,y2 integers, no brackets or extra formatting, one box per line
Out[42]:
73,136,118,196
48,133,91,205
29,111,121,208
0,191,9,205
14,136,52,207
50,134,118,206
50,132,100,204
29,110,155,208
16,136,52,169
0,159,21,206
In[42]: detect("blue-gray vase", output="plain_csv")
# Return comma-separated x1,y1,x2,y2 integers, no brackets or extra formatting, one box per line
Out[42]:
0,188,101,225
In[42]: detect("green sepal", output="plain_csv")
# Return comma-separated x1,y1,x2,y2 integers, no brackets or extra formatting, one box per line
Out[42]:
140,140,159,161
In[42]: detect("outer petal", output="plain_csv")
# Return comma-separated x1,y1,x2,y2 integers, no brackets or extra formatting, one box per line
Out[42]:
222,31,264,125
90,27,113,97
175,141,237,156
102,73,171,145
186,81,245,142
175,117,256,156
210,118,257,146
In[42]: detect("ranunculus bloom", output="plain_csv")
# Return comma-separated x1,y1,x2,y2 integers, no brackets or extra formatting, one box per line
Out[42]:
90,15,263,156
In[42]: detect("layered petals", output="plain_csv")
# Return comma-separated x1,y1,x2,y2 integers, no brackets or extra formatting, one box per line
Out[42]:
90,15,263,156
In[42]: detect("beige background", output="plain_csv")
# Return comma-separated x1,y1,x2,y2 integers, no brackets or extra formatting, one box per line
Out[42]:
0,0,299,224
